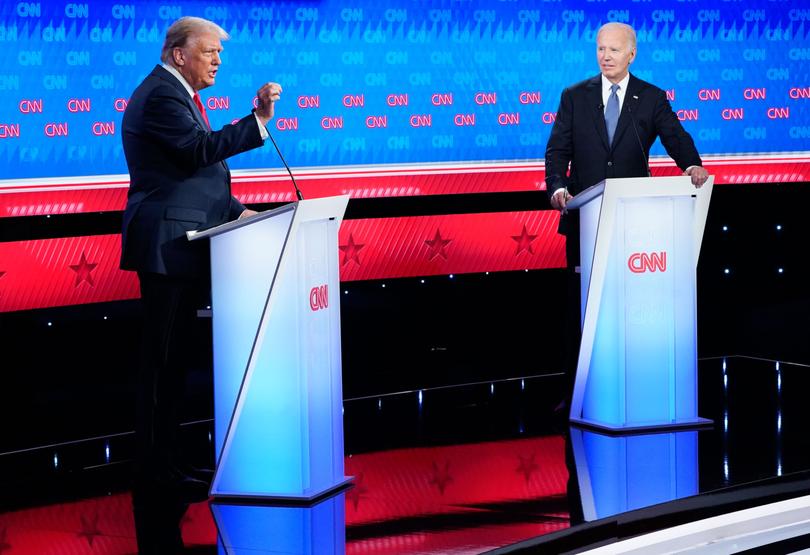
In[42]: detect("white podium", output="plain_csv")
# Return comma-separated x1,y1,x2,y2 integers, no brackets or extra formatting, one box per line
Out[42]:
189,196,351,500
567,176,714,432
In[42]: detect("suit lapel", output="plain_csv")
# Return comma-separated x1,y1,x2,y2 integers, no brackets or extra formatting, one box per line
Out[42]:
152,65,210,131
611,74,642,150
188,96,210,131
587,76,610,151
153,65,230,180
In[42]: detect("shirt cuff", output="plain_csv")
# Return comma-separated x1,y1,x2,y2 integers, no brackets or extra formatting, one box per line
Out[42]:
254,112,269,140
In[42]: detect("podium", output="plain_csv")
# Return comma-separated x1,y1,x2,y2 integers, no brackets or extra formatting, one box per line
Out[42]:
188,196,351,500
566,176,714,432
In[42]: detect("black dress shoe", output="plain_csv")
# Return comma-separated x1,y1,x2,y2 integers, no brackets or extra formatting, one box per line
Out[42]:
181,464,214,485
171,471,210,503
141,468,210,503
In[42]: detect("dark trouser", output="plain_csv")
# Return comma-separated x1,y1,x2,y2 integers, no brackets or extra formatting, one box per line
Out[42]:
133,271,206,554
563,223,582,408
135,271,205,478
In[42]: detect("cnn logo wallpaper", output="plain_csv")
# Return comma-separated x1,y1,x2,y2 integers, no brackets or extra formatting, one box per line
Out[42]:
0,0,808,180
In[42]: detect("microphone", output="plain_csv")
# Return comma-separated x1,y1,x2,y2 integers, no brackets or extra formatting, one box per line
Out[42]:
267,130,304,201
628,107,651,178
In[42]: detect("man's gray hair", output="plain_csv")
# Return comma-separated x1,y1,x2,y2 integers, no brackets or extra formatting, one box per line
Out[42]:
597,22,637,50
160,16,229,64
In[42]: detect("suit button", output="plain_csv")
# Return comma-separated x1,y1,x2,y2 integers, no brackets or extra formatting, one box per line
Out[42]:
607,161,613,167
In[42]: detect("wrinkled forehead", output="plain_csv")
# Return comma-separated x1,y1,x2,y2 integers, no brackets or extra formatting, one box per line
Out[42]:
597,26,633,49
596,25,633,49
187,30,223,50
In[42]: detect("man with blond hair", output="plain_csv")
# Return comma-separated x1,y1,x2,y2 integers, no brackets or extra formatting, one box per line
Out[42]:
120,16,282,550
544,22,709,411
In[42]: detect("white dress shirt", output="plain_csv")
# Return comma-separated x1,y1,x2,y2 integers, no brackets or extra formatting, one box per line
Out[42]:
601,73,630,114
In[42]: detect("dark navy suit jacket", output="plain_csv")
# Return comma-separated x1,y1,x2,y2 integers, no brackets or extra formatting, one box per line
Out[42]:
544,73,702,234
120,65,264,277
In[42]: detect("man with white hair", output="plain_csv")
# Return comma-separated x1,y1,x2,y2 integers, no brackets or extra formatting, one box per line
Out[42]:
544,22,709,411
120,17,281,544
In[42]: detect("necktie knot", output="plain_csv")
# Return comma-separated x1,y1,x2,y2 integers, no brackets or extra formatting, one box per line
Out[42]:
610,84,620,94
193,92,210,129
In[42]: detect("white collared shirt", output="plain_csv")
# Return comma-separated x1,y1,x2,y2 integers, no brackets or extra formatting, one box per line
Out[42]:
161,63,268,140
601,72,630,114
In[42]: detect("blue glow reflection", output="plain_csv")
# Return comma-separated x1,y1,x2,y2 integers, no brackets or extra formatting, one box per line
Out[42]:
212,493,346,554
570,427,698,521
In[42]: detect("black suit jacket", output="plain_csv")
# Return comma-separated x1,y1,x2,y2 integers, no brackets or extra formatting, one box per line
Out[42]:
545,73,702,234
120,65,264,277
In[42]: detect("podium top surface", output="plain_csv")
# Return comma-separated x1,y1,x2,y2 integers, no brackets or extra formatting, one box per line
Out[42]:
187,195,349,241
566,176,708,210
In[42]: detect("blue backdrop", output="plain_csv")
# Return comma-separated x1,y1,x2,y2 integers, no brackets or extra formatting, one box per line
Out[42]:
0,0,808,179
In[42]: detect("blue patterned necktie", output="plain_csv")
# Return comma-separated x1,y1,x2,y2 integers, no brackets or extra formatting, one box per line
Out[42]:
605,84,620,145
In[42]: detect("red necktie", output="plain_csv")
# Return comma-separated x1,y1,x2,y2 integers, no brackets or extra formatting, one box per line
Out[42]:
193,92,211,129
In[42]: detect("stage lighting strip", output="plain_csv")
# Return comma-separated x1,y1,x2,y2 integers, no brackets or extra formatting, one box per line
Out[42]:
0,154,808,217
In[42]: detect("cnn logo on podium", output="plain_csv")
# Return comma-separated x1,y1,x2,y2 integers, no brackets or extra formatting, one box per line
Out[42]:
309,284,329,311
628,251,667,273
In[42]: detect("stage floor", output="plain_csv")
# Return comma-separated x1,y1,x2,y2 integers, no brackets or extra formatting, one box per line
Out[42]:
0,355,808,554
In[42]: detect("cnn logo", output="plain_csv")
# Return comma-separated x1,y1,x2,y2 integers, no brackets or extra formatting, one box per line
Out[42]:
628,252,667,273
309,284,329,311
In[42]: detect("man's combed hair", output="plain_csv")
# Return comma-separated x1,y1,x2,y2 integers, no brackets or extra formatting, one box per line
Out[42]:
597,22,637,50
160,16,229,64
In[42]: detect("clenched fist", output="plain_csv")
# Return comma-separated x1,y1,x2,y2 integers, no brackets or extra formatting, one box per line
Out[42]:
254,82,282,125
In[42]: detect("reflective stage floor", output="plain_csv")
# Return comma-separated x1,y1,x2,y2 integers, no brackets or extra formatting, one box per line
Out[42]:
1,356,809,554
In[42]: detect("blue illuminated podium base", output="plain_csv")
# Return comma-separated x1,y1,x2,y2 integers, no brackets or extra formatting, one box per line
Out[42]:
567,177,714,431
210,477,355,504
570,417,713,435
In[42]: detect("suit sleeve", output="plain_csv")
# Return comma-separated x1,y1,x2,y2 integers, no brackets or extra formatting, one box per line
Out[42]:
652,89,702,171
228,195,246,220
544,88,574,197
140,84,264,170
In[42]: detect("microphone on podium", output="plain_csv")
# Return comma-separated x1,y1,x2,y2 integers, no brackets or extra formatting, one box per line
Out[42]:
267,131,304,201
628,107,652,178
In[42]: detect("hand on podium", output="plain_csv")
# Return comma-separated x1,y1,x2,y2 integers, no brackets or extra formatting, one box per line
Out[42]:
684,166,709,188
551,188,573,213
239,209,258,219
